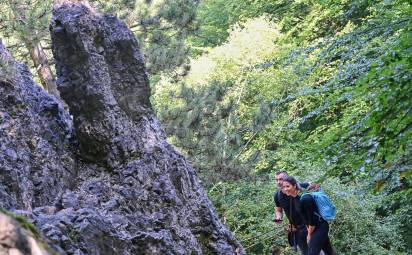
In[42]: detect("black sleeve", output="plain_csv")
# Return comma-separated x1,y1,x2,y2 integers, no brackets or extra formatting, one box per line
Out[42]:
299,182,310,189
300,194,318,226
274,191,281,207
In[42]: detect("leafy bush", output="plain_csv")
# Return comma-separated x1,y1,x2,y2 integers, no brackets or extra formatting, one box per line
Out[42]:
153,0,411,251
208,177,406,254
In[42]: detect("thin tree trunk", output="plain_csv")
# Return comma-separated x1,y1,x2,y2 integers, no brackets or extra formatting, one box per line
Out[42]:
27,41,60,98
7,0,60,99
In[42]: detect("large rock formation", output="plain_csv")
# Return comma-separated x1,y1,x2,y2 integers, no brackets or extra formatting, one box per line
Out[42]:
0,42,75,211
0,2,243,254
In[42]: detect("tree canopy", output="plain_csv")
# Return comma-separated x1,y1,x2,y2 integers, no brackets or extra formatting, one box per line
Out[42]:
1,0,411,253
153,0,412,253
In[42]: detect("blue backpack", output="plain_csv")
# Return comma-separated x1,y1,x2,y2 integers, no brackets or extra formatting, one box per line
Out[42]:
301,189,336,221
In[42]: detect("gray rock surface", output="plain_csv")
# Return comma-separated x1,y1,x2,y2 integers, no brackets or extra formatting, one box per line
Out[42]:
0,212,60,255
0,42,75,211
0,2,243,254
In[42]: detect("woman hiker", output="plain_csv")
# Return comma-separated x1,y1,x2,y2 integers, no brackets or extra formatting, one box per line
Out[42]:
274,171,309,255
282,176,336,255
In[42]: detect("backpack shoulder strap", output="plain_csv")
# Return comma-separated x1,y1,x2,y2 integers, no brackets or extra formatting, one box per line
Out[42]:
300,192,323,221
300,192,310,200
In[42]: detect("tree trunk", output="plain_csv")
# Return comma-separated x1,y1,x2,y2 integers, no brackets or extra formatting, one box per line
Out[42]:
27,41,60,98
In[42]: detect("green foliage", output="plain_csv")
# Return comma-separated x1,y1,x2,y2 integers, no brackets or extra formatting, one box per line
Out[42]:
153,17,280,185
153,0,411,251
191,0,375,49
360,23,411,167
92,0,200,74
0,0,53,76
1,0,200,77
325,180,405,254
208,178,405,254
208,177,289,254
1,0,410,252
189,0,267,48
155,0,411,189
1,0,52,44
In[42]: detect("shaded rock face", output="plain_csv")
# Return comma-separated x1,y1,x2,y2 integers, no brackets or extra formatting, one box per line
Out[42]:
0,43,75,211
0,2,243,255
51,2,152,168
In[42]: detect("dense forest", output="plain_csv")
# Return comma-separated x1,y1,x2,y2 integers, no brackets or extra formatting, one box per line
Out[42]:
1,0,411,254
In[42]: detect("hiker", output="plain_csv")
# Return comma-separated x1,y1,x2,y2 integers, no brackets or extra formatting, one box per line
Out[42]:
273,171,310,255
282,176,336,255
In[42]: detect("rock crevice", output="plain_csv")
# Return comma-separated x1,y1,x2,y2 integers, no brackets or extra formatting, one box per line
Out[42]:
0,2,242,254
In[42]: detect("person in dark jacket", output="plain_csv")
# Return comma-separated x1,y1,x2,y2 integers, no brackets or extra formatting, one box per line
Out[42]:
274,171,310,255
282,176,336,255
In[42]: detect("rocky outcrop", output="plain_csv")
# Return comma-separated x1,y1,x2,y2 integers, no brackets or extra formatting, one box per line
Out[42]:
0,2,242,254
0,212,62,255
0,42,75,212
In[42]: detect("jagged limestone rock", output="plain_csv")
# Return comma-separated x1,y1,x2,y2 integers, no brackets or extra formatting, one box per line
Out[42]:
0,42,75,211
0,1,243,254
